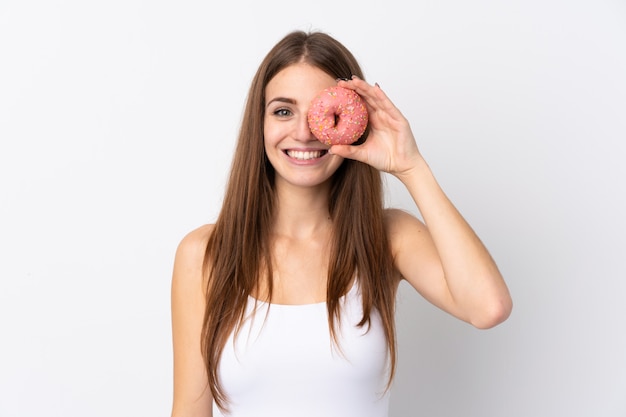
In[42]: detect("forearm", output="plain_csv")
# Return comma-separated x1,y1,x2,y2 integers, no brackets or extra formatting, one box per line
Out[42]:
396,156,512,328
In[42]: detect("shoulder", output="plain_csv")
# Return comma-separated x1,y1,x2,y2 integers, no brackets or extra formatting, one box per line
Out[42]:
383,207,420,224
176,224,214,259
384,208,428,245
172,224,215,287
383,208,438,277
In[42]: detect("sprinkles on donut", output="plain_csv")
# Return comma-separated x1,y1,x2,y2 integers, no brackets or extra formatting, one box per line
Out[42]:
307,86,369,145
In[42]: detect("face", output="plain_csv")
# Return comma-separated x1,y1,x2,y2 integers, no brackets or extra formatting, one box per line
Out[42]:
264,63,344,190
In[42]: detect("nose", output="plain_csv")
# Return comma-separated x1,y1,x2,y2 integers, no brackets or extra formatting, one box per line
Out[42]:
294,112,315,142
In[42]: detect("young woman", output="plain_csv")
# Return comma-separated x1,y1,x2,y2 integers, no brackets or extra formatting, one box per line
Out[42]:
170,30,512,417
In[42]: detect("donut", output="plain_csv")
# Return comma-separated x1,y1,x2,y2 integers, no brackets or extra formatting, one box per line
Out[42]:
307,86,369,145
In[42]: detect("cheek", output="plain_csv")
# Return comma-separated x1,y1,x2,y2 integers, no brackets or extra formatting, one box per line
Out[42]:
263,120,281,147
263,124,283,162
263,124,275,151
263,119,275,143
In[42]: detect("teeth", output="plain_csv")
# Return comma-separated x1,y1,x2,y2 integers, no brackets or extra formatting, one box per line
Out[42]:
287,150,323,160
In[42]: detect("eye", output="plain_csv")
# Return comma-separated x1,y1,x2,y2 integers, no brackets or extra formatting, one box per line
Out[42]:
273,108,292,117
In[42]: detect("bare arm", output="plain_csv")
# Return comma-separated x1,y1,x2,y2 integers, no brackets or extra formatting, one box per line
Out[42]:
384,173,512,329
332,77,512,329
171,225,214,417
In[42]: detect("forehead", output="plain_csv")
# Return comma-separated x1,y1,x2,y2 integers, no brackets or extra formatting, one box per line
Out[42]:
265,63,336,103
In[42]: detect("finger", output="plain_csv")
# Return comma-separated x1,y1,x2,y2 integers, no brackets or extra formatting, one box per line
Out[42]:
339,77,402,117
337,78,409,136
337,76,378,99
329,143,368,163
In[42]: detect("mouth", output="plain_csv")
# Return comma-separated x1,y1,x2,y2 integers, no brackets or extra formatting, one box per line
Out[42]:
285,149,328,161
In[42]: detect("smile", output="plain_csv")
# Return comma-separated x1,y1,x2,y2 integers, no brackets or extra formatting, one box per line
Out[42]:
285,150,327,160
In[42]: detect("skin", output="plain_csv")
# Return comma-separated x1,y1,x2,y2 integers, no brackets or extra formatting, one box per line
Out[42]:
260,63,344,304
170,63,513,417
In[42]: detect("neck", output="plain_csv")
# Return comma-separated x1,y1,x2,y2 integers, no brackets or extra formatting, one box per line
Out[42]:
272,180,332,240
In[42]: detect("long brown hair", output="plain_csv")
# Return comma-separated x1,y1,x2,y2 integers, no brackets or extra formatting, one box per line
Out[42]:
201,30,397,411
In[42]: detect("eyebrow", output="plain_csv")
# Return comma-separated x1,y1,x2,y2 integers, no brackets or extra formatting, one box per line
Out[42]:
266,97,296,108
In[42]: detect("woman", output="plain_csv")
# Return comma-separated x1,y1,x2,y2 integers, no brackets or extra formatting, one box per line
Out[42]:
170,30,512,417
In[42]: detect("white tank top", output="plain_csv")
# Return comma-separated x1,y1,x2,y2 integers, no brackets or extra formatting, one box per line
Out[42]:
213,282,391,417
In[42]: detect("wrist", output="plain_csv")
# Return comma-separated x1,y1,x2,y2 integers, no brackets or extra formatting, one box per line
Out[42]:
393,154,431,185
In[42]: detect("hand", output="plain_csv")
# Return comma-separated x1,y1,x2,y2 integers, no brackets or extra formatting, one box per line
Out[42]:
330,76,422,179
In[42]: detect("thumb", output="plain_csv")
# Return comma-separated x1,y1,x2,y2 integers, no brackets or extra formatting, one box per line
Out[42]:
329,144,366,162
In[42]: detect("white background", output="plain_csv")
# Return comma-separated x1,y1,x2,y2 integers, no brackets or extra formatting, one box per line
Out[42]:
1,0,625,416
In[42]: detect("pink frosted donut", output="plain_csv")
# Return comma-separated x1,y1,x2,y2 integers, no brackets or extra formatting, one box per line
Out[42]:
307,86,368,145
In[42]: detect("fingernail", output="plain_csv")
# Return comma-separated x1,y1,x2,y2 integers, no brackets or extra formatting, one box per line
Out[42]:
336,77,350,82
375,82,381,88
